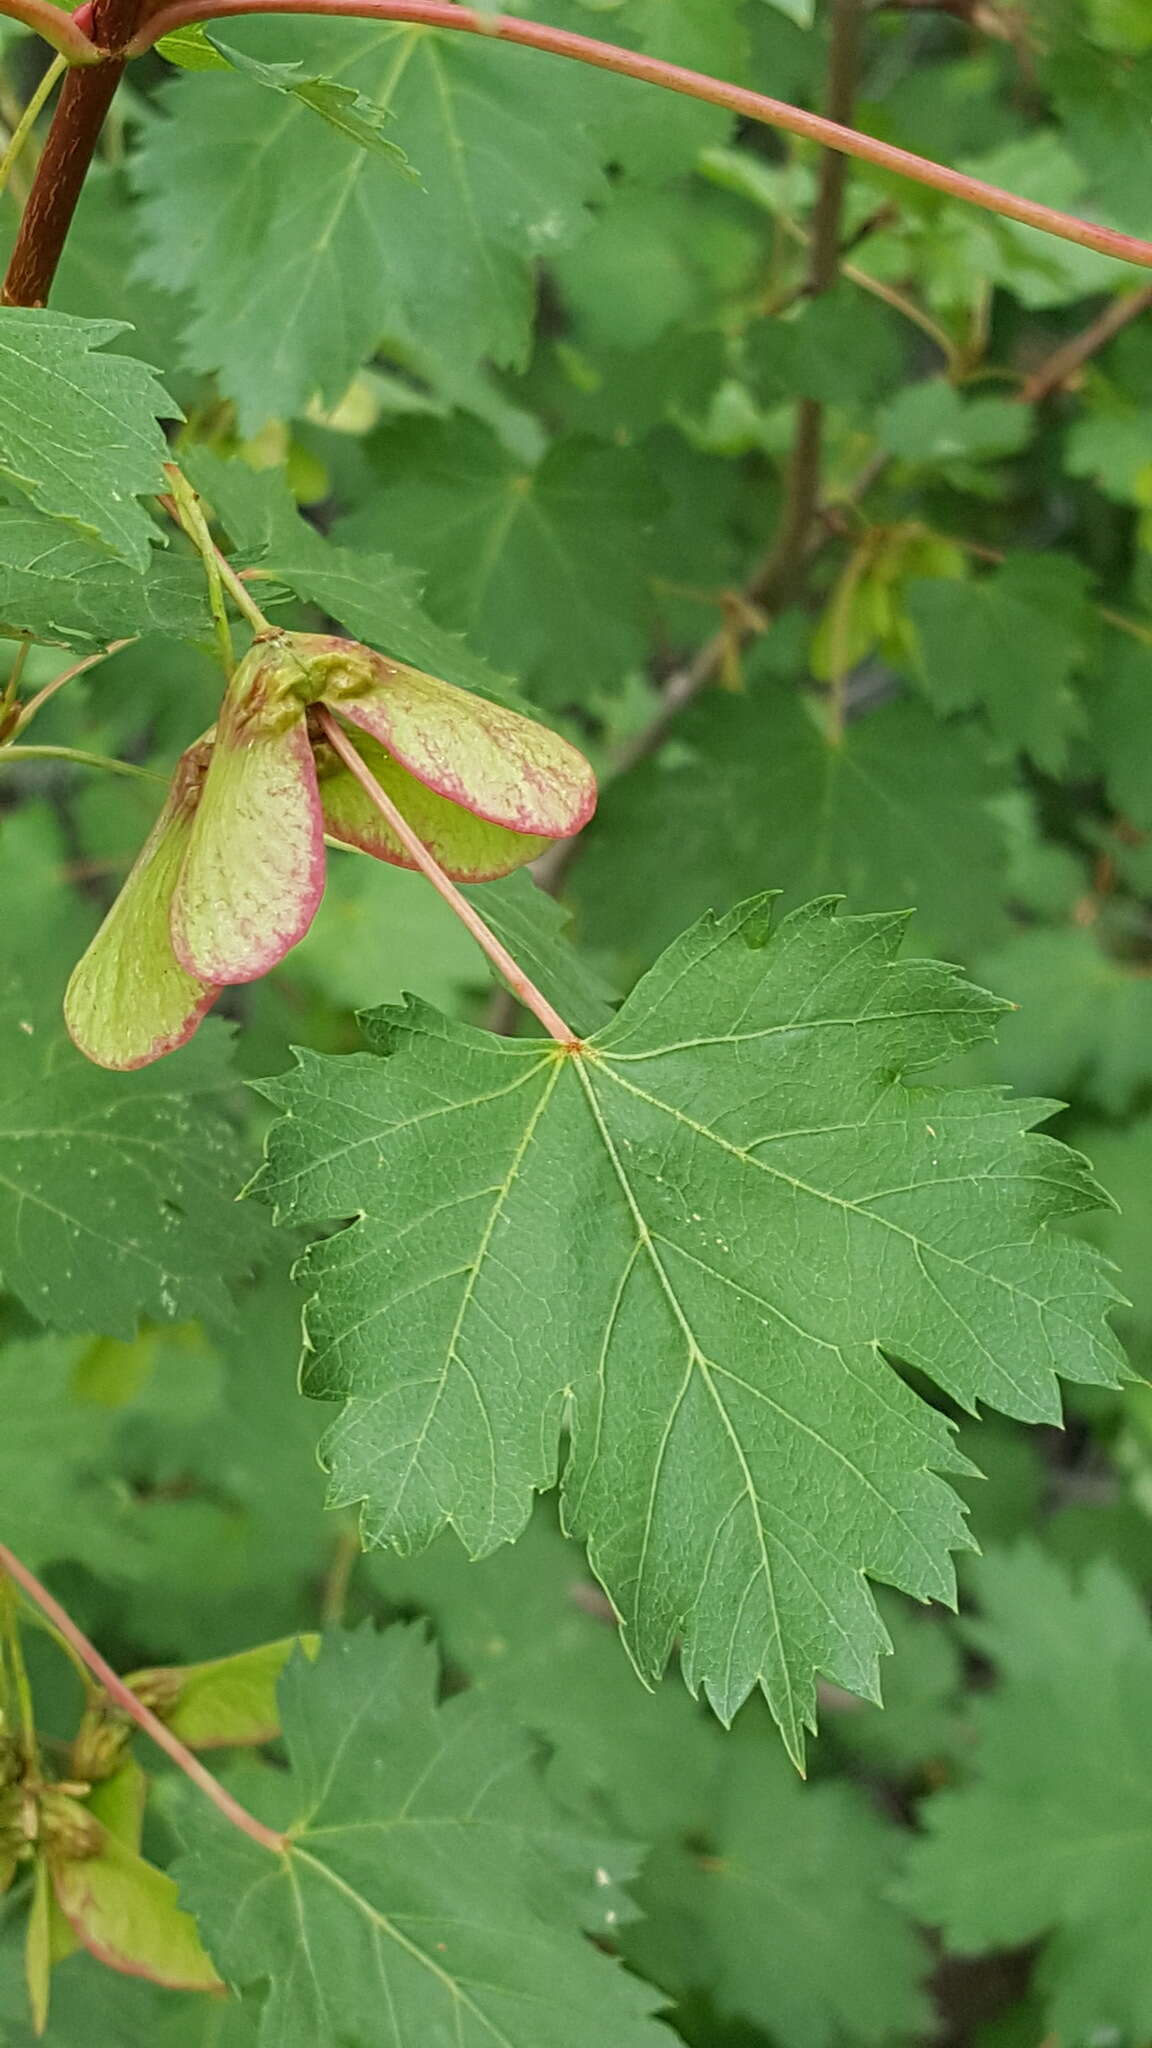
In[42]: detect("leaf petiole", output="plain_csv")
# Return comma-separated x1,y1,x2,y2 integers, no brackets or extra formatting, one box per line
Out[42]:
162,463,267,653
0,743,165,780
0,1542,287,1855
315,705,581,1046
0,53,66,202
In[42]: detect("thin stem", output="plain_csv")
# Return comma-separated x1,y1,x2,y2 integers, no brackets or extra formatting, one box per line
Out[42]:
0,0,97,62
0,54,65,203
755,0,864,611
2,0,145,307
163,467,241,662
0,637,31,732
0,1579,38,1769
11,636,135,735
1017,284,1152,405
1,61,124,305
0,743,164,779
840,258,958,369
316,706,580,1045
127,0,1152,272
160,470,273,638
0,1543,286,1855
319,1526,360,1628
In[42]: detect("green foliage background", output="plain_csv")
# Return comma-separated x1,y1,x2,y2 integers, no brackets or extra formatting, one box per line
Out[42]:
4,0,1152,2038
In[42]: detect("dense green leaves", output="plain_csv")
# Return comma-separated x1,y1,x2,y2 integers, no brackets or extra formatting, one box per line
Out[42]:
0,507,208,649
0,969,266,1335
0,313,178,568
903,1547,1152,2040
255,893,1121,1758
4,1,1152,2039
338,420,666,701
134,18,615,429
633,1712,929,2047
173,1627,668,2047
575,671,1013,964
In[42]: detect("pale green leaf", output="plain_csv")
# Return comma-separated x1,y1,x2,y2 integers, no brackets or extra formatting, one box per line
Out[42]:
134,18,612,430
904,555,1090,774
162,24,415,170
974,924,1152,1115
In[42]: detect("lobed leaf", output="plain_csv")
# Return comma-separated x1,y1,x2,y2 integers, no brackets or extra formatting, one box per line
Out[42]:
172,1627,669,2047
254,894,1124,1758
0,312,179,569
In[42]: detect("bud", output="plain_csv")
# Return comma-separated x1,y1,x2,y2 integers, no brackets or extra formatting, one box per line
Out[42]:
64,740,220,1070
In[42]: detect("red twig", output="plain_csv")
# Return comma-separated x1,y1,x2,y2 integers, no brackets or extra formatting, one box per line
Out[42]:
1018,285,1152,405
1,0,145,306
0,1541,287,1854
0,0,97,61
125,0,1152,271
316,707,581,1046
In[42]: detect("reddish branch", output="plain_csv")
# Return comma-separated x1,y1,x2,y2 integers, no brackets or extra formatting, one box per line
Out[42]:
5,0,1152,307
1018,285,1152,405
1,0,144,305
0,1541,287,1853
112,0,1152,272
757,0,863,613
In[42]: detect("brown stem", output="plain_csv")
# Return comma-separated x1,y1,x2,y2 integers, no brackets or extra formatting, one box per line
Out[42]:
534,451,888,899
1017,285,1152,405
315,708,581,1046
2,0,142,308
125,0,1152,270
0,1541,287,1853
757,0,864,610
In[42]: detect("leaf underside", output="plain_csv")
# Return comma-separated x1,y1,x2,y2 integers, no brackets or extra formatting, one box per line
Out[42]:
254,894,1124,1760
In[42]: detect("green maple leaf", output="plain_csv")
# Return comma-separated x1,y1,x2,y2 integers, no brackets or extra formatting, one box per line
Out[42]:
338,419,665,700
157,23,415,171
253,894,1123,1759
1087,631,1152,830
0,1335,120,1572
371,1506,719,1841
902,1546,1152,2041
172,1627,667,2047
630,1710,929,2047
575,675,1013,964
975,925,1152,1116
876,379,1033,467
0,506,209,649
0,312,179,569
903,555,1090,774
135,17,612,431
0,972,268,1338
